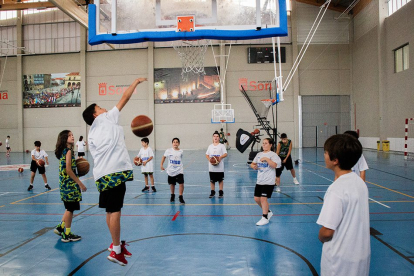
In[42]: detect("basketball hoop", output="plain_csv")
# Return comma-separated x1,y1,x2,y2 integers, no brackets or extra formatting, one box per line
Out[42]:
211,104,235,124
172,39,209,81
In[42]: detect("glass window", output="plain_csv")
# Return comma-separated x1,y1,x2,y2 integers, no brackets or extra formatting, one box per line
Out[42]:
388,0,411,16
395,44,409,73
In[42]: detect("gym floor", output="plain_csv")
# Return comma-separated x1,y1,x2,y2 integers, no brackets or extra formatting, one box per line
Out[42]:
0,148,413,275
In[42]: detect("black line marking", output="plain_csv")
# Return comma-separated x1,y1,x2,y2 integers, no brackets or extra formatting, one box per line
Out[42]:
0,227,53,257
75,203,98,217
317,196,323,201
369,167,414,182
69,233,318,275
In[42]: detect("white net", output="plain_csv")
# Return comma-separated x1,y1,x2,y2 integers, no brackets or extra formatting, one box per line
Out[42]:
173,39,210,81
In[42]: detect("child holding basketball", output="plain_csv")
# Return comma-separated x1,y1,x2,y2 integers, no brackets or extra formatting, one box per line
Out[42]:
138,137,156,192
251,138,281,226
317,134,370,275
76,136,87,158
160,137,185,204
54,130,87,242
275,133,299,192
344,130,369,181
206,131,227,198
28,141,51,191
82,77,147,266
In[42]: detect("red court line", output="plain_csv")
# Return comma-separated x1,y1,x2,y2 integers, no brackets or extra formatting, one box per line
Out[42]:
172,211,180,221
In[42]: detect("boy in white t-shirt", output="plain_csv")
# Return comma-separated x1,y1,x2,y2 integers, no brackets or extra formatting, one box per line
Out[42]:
160,137,185,204
82,77,147,266
317,134,370,276
28,141,51,191
344,131,369,181
76,136,87,158
138,137,156,192
251,138,281,226
206,131,227,198
5,135,11,157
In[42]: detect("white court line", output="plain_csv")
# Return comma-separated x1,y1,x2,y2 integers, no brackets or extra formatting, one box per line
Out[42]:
369,197,391,208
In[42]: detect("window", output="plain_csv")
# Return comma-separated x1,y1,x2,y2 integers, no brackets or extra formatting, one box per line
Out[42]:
388,0,411,16
394,44,409,73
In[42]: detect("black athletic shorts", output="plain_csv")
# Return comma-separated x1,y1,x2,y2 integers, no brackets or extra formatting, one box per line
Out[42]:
6,147,10,151
142,172,153,175
276,155,294,177
209,172,224,183
78,152,85,157
30,160,46,174
64,201,80,212
99,182,126,212
254,184,275,198
168,174,184,185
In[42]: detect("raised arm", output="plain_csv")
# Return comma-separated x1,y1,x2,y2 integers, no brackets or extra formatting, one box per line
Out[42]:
116,78,147,112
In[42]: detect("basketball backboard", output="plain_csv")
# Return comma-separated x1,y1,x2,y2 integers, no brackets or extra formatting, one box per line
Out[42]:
88,0,288,45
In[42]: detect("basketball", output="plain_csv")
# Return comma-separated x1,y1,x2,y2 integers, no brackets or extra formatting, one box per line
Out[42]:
76,158,90,176
18,167,24,173
26,150,29,153
0,141,2,146
210,156,220,166
37,160,45,167
131,115,153,137
134,157,142,166
253,129,260,135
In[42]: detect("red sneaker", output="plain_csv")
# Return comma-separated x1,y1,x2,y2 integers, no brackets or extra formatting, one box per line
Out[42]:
108,241,132,258
107,250,128,266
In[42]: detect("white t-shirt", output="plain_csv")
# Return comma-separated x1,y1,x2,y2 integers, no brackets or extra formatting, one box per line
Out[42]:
138,147,154,173
5,138,9,147
88,106,133,181
352,154,369,177
206,143,227,172
317,172,371,276
76,141,86,153
253,151,281,185
32,149,48,161
164,148,183,177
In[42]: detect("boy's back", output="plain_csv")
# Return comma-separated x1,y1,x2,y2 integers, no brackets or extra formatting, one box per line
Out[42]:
317,172,370,276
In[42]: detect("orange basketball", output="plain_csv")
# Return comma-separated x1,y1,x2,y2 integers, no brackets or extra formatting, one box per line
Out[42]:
134,157,142,166
210,156,220,166
37,160,45,167
76,158,90,176
18,167,24,173
0,141,2,146
131,115,153,137
26,150,29,153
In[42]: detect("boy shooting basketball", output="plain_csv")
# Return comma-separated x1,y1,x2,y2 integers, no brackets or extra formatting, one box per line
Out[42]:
82,77,147,266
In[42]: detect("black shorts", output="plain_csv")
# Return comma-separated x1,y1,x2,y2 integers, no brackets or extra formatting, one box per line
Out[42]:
6,147,10,151
254,184,275,198
99,182,126,213
78,152,85,157
64,201,80,212
142,172,153,175
30,160,46,174
168,174,184,185
276,155,294,177
209,172,224,183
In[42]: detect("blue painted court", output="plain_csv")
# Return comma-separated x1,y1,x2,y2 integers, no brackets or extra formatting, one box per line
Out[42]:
0,148,413,275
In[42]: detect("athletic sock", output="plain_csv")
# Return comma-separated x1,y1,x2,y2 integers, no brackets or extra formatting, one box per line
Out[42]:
44,183,48,186
263,214,268,219
65,227,71,235
113,244,121,254
61,221,65,228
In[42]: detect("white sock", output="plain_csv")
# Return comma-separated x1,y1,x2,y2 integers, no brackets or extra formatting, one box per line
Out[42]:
45,183,48,186
113,244,121,254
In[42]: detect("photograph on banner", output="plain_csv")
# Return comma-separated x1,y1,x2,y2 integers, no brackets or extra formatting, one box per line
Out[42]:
154,67,220,104
23,72,81,108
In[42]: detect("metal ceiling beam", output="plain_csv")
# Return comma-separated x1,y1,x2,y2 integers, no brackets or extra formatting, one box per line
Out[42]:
296,0,347,13
0,1,55,11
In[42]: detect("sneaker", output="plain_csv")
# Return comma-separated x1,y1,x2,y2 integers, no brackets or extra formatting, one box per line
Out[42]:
53,224,64,236
170,194,175,202
142,186,149,192
275,186,281,192
268,210,273,221
293,178,300,185
209,190,215,198
108,241,132,258
27,185,33,191
256,217,269,226
179,195,185,204
151,186,157,192
61,232,82,242
45,184,51,190
218,190,224,198
107,250,128,266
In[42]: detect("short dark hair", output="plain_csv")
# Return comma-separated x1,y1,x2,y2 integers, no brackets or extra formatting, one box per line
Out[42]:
280,133,287,139
141,137,149,144
213,131,220,136
79,136,83,141
82,103,97,126
324,134,362,170
172,137,180,144
34,141,41,147
344,130,359,139
7,136,10,138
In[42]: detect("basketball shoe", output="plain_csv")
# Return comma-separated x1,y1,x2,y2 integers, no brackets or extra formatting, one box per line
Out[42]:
108,241,132,257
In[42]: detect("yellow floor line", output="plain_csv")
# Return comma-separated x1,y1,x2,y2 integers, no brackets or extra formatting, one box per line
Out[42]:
10,188,59,204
